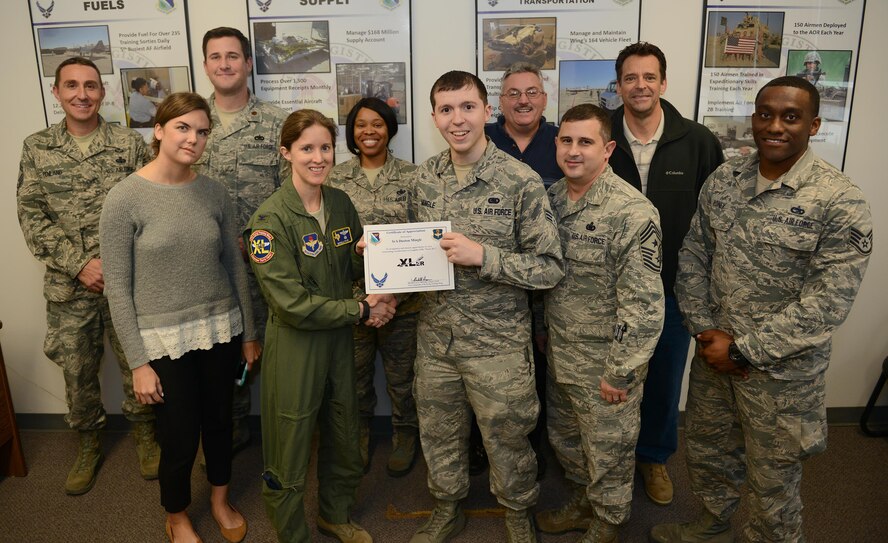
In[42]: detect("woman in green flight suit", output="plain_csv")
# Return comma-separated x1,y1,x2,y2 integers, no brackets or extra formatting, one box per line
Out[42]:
246,109,395,543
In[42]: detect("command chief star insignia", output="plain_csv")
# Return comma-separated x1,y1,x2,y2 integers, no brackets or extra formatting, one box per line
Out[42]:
639,220,663,273
249,230,275,264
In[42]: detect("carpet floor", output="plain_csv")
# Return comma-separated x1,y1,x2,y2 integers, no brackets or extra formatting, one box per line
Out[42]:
0,425,886,542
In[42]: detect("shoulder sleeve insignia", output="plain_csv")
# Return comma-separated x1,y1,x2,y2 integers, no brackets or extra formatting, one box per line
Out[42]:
639,219,663,273
332,227,353,247
849,227,873,255
249,230,275,264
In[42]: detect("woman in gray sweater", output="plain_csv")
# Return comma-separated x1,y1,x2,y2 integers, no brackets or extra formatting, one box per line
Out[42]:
100,93,260,543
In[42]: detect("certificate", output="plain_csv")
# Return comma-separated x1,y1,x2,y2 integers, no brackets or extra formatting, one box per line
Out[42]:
363,221,455,294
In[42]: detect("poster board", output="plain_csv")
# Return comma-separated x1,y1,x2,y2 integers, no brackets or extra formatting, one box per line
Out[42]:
246,0,414,163
28,0,193,138
475,0,642,124
696,0,866,168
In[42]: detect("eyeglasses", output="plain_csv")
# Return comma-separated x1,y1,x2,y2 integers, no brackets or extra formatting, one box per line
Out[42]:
501,88,545,100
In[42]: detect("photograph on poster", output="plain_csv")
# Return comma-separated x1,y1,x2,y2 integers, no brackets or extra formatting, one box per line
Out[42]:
254,20,331,75
37,25,113,77
481,17,556,71
121,66,191,128
704,11,784,68
703,115,756,160
336,62,408,125
786,49,852,122
558,59,620,120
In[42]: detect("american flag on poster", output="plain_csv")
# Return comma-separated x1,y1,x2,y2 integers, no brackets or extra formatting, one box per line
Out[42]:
724,35,756,55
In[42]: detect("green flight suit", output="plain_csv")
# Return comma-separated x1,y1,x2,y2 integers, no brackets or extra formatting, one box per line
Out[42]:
247,181,365,543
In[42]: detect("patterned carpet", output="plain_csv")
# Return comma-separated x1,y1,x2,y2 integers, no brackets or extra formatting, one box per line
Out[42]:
0,424,886,542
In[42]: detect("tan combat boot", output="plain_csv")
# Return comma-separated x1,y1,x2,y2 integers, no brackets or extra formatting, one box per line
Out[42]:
649,511,734,543
409,500,466,543
359,418,371,472
132,421,160,480
387,427,418,477
317,516,372,543
504,508,537,543
65,430,103,495
637,462,674,505
579,517,619,543
535,481,594,534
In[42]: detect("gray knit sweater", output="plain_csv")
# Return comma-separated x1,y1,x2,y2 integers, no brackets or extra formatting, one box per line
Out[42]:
100,173,256,369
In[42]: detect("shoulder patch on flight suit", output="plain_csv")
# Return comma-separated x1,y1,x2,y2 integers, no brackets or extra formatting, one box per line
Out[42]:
639,220,663,273
302,233,324,257
849,227,873,255
249,230,275,264
332,227,353,247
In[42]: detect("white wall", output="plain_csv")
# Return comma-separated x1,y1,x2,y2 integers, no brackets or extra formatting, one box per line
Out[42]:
2,0,885,418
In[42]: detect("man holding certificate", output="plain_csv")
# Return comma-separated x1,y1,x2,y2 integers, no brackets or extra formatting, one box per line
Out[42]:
407,71,563,543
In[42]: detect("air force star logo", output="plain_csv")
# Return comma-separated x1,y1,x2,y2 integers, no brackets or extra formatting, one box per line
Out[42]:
639,220,662,273
372,273,388,288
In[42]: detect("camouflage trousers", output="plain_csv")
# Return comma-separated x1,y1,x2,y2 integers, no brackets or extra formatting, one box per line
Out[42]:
232,274,267,423
546,360,643,525
354,311,418,428
414,341,539,509
685,355,827,542
44,296,153,430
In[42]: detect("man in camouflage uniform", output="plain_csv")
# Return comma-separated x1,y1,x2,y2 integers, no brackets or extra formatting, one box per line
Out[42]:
652,77,872,543
534,104,664,543
16,57,158,495
479,61,564,479
408,71,563,543
196,27,290,451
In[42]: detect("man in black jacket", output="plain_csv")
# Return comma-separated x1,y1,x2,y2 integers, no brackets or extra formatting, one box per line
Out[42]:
609,42,724,506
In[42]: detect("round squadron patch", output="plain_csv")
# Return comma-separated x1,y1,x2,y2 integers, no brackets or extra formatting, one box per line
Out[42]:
249,230,275,264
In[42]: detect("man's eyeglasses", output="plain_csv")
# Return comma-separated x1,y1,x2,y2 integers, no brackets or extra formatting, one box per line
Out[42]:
501,88,545,100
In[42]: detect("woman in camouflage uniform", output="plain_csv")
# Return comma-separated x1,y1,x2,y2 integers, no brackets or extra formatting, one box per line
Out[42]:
327,98,421,477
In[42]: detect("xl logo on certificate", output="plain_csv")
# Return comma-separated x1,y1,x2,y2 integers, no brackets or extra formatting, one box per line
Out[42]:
363,221,455,294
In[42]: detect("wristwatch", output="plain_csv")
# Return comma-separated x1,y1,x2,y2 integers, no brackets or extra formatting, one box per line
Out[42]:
358,300,371,323
728,342,750,368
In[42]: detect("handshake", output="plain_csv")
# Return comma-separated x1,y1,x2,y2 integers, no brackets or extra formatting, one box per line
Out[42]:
362,293,398,328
